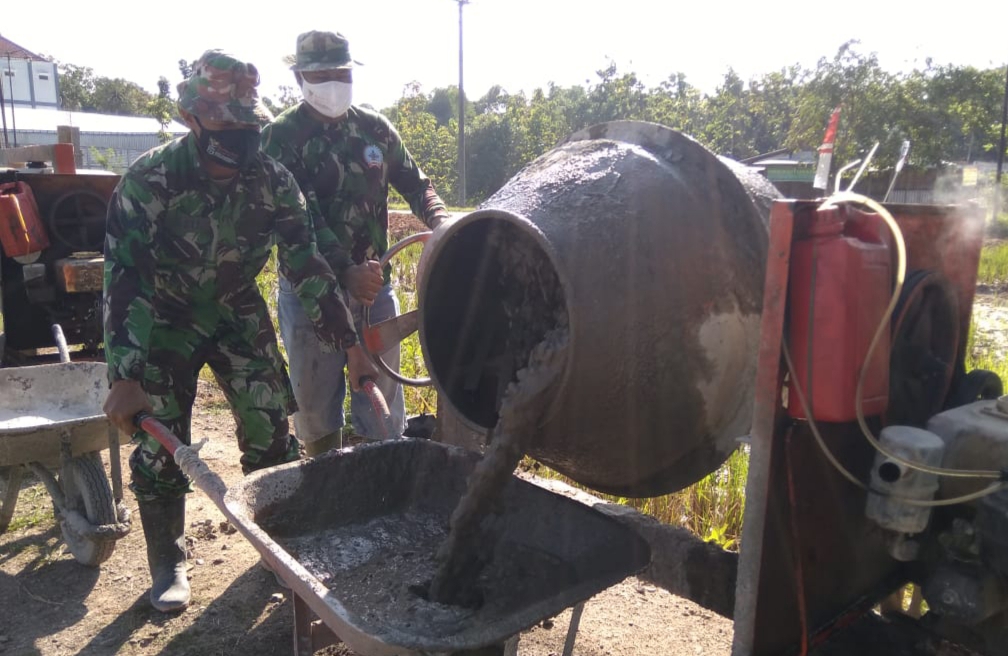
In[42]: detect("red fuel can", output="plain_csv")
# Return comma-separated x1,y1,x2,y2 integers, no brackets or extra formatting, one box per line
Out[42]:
787,203,892,422
0,181,49,259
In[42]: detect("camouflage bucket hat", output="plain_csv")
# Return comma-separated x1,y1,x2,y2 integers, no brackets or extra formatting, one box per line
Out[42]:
177,50,271,125
290,31,362,72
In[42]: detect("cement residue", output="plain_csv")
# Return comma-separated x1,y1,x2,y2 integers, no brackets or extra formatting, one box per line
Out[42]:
429,326,569,606
485,221,567,411
279,511,578,640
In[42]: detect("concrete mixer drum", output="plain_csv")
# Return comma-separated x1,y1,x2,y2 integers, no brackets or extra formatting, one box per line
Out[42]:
417,121,779,497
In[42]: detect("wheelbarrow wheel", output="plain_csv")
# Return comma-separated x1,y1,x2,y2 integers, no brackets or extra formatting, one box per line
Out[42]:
60,452,116,566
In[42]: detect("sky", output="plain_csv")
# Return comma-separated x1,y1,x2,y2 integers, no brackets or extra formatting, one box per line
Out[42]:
4,0,1007,112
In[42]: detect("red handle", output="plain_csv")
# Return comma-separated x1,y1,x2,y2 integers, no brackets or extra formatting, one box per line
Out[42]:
359,377,399,441
134,411,184,456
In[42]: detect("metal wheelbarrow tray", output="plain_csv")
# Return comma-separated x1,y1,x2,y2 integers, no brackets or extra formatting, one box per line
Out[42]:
0,362,110,467
0,361,129,565
223,438,651,655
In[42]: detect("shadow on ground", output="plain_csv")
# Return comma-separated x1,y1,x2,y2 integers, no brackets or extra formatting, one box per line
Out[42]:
0,525,97,655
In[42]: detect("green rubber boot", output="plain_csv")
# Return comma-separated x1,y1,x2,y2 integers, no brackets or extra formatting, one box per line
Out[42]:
303,431,342,458
137,496,190,612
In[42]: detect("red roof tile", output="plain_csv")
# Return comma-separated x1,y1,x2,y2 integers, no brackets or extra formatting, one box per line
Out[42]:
0,34,48,62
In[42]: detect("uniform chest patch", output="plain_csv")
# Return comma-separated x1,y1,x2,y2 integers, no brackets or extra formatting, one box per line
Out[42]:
363,144,383,169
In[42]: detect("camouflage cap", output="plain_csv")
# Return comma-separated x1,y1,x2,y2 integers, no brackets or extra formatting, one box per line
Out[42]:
177,50,271,125
290,31,362,72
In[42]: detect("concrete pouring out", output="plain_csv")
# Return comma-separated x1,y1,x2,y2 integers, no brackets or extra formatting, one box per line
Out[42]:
426,218,571,607
428,327,569,607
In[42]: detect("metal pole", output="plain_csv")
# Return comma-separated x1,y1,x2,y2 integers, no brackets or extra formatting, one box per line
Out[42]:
456,0,468,206
6,55,16,147
994,61,1008,218
0,61,8,148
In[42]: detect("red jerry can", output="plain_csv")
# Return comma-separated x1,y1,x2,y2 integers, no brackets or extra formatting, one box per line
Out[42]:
0,181,50,259
787,202,892,422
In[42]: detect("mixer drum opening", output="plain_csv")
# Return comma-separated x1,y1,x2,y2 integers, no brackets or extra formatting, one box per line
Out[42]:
421,211,570,430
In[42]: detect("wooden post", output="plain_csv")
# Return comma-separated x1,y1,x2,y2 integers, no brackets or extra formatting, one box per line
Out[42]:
56,125,82,168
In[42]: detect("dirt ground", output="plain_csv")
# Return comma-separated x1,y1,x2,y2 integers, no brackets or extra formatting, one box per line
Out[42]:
0,378,734,656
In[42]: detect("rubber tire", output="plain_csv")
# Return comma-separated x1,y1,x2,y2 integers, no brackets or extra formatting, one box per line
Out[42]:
60,452,116,566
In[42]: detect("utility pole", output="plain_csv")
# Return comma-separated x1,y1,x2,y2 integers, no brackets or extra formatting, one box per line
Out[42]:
6,54,16,147
455,0,469,207
0,59,8,149
995,61,1008,219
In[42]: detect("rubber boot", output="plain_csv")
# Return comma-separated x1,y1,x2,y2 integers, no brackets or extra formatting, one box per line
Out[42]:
137,496,190,612
303,431,342,457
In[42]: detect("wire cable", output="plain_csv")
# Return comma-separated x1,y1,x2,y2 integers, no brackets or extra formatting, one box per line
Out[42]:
782,340,1003,507
816,192,1003,481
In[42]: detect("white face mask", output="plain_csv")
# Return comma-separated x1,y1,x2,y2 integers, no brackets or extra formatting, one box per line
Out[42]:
302,80,353,118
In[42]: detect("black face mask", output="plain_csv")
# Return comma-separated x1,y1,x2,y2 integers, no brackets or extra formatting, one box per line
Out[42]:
195,116,260,169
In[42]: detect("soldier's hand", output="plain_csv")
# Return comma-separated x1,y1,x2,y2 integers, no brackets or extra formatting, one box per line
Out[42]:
103,379,153,435
346,345,381,392
342,261,383,306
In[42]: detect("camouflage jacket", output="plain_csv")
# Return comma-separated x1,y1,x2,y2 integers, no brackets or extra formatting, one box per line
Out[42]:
261,103,448,283
104,133,356,384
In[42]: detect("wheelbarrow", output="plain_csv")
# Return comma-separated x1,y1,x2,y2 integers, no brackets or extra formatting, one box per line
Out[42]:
0,327,131,565
136,413,651,655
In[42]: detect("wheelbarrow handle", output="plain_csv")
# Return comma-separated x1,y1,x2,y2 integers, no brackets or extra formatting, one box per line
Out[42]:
133,411,184,457
358,376,400,442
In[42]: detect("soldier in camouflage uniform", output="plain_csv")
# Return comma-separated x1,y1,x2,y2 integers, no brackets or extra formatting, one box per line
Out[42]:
262,31,449,455
102,49,378,612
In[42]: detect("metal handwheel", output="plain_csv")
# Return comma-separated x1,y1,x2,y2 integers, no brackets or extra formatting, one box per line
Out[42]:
362,231,433,387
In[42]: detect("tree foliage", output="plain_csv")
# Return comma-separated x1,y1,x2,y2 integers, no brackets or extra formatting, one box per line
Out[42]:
51,41,1008,206
55,60,178,125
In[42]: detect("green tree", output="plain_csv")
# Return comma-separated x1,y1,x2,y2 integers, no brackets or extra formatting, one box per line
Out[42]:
746,66,803,157
390,83,458,203
787,41,902,168
701,68,753,157
56,63,96,111
91,77,155,116
907,64,1007,164
645,73,706,137
148,76,178,143
585,61,648,125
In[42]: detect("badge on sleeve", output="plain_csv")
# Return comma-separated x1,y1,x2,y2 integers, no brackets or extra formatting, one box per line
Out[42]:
363,145,383,169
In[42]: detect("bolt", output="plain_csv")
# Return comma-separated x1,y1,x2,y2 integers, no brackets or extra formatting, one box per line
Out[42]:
941,589,960,608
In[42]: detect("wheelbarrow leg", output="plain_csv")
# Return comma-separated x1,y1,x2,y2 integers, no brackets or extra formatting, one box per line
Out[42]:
0,465,24,532
108,425,124,504
292,592,340,655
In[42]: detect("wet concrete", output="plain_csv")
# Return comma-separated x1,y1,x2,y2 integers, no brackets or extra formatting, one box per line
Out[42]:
429,327,569,605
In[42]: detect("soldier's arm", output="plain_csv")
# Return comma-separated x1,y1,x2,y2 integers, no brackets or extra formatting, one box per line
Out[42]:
272,172,357,352
386,124,450,230
262,125,354,279
103,177,157,385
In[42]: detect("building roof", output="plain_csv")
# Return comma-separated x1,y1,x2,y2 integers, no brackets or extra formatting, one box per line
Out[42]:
1,105,188,135
0,34,47,62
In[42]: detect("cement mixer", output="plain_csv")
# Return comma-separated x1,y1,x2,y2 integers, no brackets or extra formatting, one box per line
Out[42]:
409,121,780,497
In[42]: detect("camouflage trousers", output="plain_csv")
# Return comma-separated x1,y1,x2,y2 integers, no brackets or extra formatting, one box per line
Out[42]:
129,308,300,500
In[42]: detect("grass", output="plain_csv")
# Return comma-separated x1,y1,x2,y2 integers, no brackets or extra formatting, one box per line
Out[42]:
987,210,1008,240
5,484,54,532
977,241,1008,287
522,448,750,551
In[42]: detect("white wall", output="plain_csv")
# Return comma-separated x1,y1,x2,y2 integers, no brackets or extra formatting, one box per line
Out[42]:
0,58,59,108
30,62,57,106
